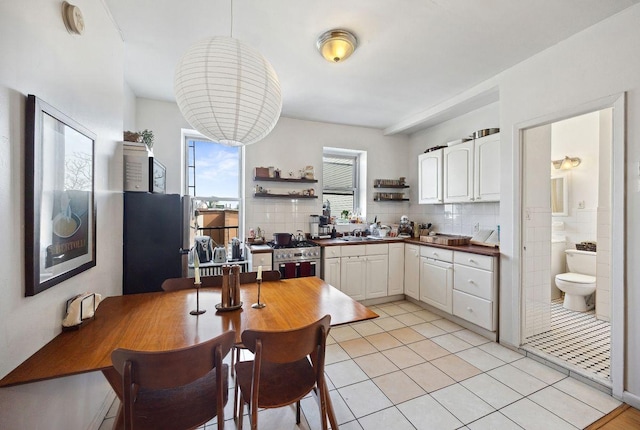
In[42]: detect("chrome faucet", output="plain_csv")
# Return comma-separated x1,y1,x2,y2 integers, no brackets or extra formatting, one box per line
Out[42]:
351,228,363,237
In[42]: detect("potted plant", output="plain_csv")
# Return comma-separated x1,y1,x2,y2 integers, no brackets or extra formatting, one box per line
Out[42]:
123,129,154,150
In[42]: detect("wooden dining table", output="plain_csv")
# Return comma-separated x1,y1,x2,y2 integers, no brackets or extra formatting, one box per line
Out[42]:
0,277,378,427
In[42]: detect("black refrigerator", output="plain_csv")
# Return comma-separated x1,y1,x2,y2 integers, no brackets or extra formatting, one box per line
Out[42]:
123,192,183,294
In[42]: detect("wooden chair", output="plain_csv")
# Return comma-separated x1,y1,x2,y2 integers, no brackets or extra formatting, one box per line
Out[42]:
161,270,281,291
234,315,335,430
111,330,235,430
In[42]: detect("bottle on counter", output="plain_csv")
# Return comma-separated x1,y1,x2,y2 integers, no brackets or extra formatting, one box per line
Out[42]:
331,225,337,238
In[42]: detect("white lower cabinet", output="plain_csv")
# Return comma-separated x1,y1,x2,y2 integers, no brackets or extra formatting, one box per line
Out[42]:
404,244,420,300
324,243,392,300
340,256,366,300
419,253,454,313
452,251,498,331
388,242,405,296
407,243,499,333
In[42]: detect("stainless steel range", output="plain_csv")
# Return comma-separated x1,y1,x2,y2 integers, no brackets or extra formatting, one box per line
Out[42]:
268,240,321,279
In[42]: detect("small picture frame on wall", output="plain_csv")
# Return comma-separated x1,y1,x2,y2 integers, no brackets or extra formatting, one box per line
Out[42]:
24,94,97,296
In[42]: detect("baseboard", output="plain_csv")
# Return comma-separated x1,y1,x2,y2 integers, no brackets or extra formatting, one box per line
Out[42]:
623,390,640,409
89,389,117,430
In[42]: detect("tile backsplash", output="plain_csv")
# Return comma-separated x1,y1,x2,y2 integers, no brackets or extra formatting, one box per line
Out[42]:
410,202,500,236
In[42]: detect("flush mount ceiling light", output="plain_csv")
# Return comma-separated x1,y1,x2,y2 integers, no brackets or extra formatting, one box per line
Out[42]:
552,156,582,170
317,29,358,63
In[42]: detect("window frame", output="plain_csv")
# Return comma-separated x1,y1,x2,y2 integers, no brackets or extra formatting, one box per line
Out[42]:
322,149,362,216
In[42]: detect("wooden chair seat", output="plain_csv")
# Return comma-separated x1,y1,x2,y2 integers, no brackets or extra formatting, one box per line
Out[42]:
235,358,315,408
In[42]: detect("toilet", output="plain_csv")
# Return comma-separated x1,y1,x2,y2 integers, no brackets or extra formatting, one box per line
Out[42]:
555,249,596,312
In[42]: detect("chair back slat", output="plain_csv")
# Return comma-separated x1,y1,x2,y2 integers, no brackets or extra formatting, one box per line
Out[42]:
111,330,235,390
241,315,331,363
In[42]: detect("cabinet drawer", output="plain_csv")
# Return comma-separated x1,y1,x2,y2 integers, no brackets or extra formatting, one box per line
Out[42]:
324,246,341,258
366,243,388,255
341,244,366,257
454,264,495,301
454,251,493,271
453,290,494,331
420,246,453,262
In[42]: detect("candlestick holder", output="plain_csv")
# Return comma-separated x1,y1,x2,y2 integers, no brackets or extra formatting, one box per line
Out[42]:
251,279,266,309
190,282,206,315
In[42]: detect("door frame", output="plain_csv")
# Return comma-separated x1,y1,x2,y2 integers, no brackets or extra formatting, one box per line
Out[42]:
512,93,625,398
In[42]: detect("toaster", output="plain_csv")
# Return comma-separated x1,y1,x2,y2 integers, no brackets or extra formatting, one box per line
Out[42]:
213,247,227,263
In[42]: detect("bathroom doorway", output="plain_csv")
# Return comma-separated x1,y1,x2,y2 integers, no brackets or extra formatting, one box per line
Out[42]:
520,107,618,387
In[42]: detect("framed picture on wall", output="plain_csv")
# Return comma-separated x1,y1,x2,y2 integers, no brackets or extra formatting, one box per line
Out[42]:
25,94,97,296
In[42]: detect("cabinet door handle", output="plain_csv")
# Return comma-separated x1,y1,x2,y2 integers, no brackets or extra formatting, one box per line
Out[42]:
476,197,482,200
467,307,473,312
468,279,475,284
468,258,475,263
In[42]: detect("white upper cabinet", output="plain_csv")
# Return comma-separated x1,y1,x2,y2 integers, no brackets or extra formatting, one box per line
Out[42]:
443,140,474,203
474,133,501,202
418,149,443,204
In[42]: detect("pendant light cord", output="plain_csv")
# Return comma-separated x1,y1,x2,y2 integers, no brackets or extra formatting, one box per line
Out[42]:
230,0,233,38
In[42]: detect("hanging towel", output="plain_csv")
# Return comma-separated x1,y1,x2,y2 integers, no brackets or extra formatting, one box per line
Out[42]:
284,262,296,279
299,261,312,277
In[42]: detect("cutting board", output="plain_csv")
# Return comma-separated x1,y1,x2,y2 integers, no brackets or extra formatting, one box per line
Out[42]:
420,234,470,245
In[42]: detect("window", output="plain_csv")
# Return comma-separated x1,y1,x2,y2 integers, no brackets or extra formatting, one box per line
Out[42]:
184,134,242,245
322,150,361,218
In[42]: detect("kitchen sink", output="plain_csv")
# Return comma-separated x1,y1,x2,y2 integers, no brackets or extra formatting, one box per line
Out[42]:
341,236,366,242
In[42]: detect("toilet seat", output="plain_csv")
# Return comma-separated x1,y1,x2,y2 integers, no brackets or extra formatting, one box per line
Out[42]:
556,272,596,284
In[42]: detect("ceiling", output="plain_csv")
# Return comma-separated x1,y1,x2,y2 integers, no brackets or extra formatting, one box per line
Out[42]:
103,0,638,134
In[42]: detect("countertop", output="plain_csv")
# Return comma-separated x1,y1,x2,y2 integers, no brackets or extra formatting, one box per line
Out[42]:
247,237,500,257
312,237,500,257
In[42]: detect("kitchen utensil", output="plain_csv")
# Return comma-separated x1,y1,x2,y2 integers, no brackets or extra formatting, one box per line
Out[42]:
295,230,306,242
309,215,320,238
378,225,391,237
473,128,500,139
231,237,242,260
273,233,293,246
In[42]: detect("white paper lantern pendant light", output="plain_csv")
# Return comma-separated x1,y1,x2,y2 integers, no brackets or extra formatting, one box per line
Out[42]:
174,35,282,146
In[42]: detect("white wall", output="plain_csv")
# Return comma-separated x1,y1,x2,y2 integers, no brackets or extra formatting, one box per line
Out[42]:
0,1,124,428
498,3,640,400
551,111,600,245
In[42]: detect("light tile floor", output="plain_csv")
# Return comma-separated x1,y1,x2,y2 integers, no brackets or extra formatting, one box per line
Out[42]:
99,300,621,430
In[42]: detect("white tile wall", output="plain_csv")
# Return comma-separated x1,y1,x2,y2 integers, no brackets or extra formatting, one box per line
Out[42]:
523,207,552,338
409,202,500,236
